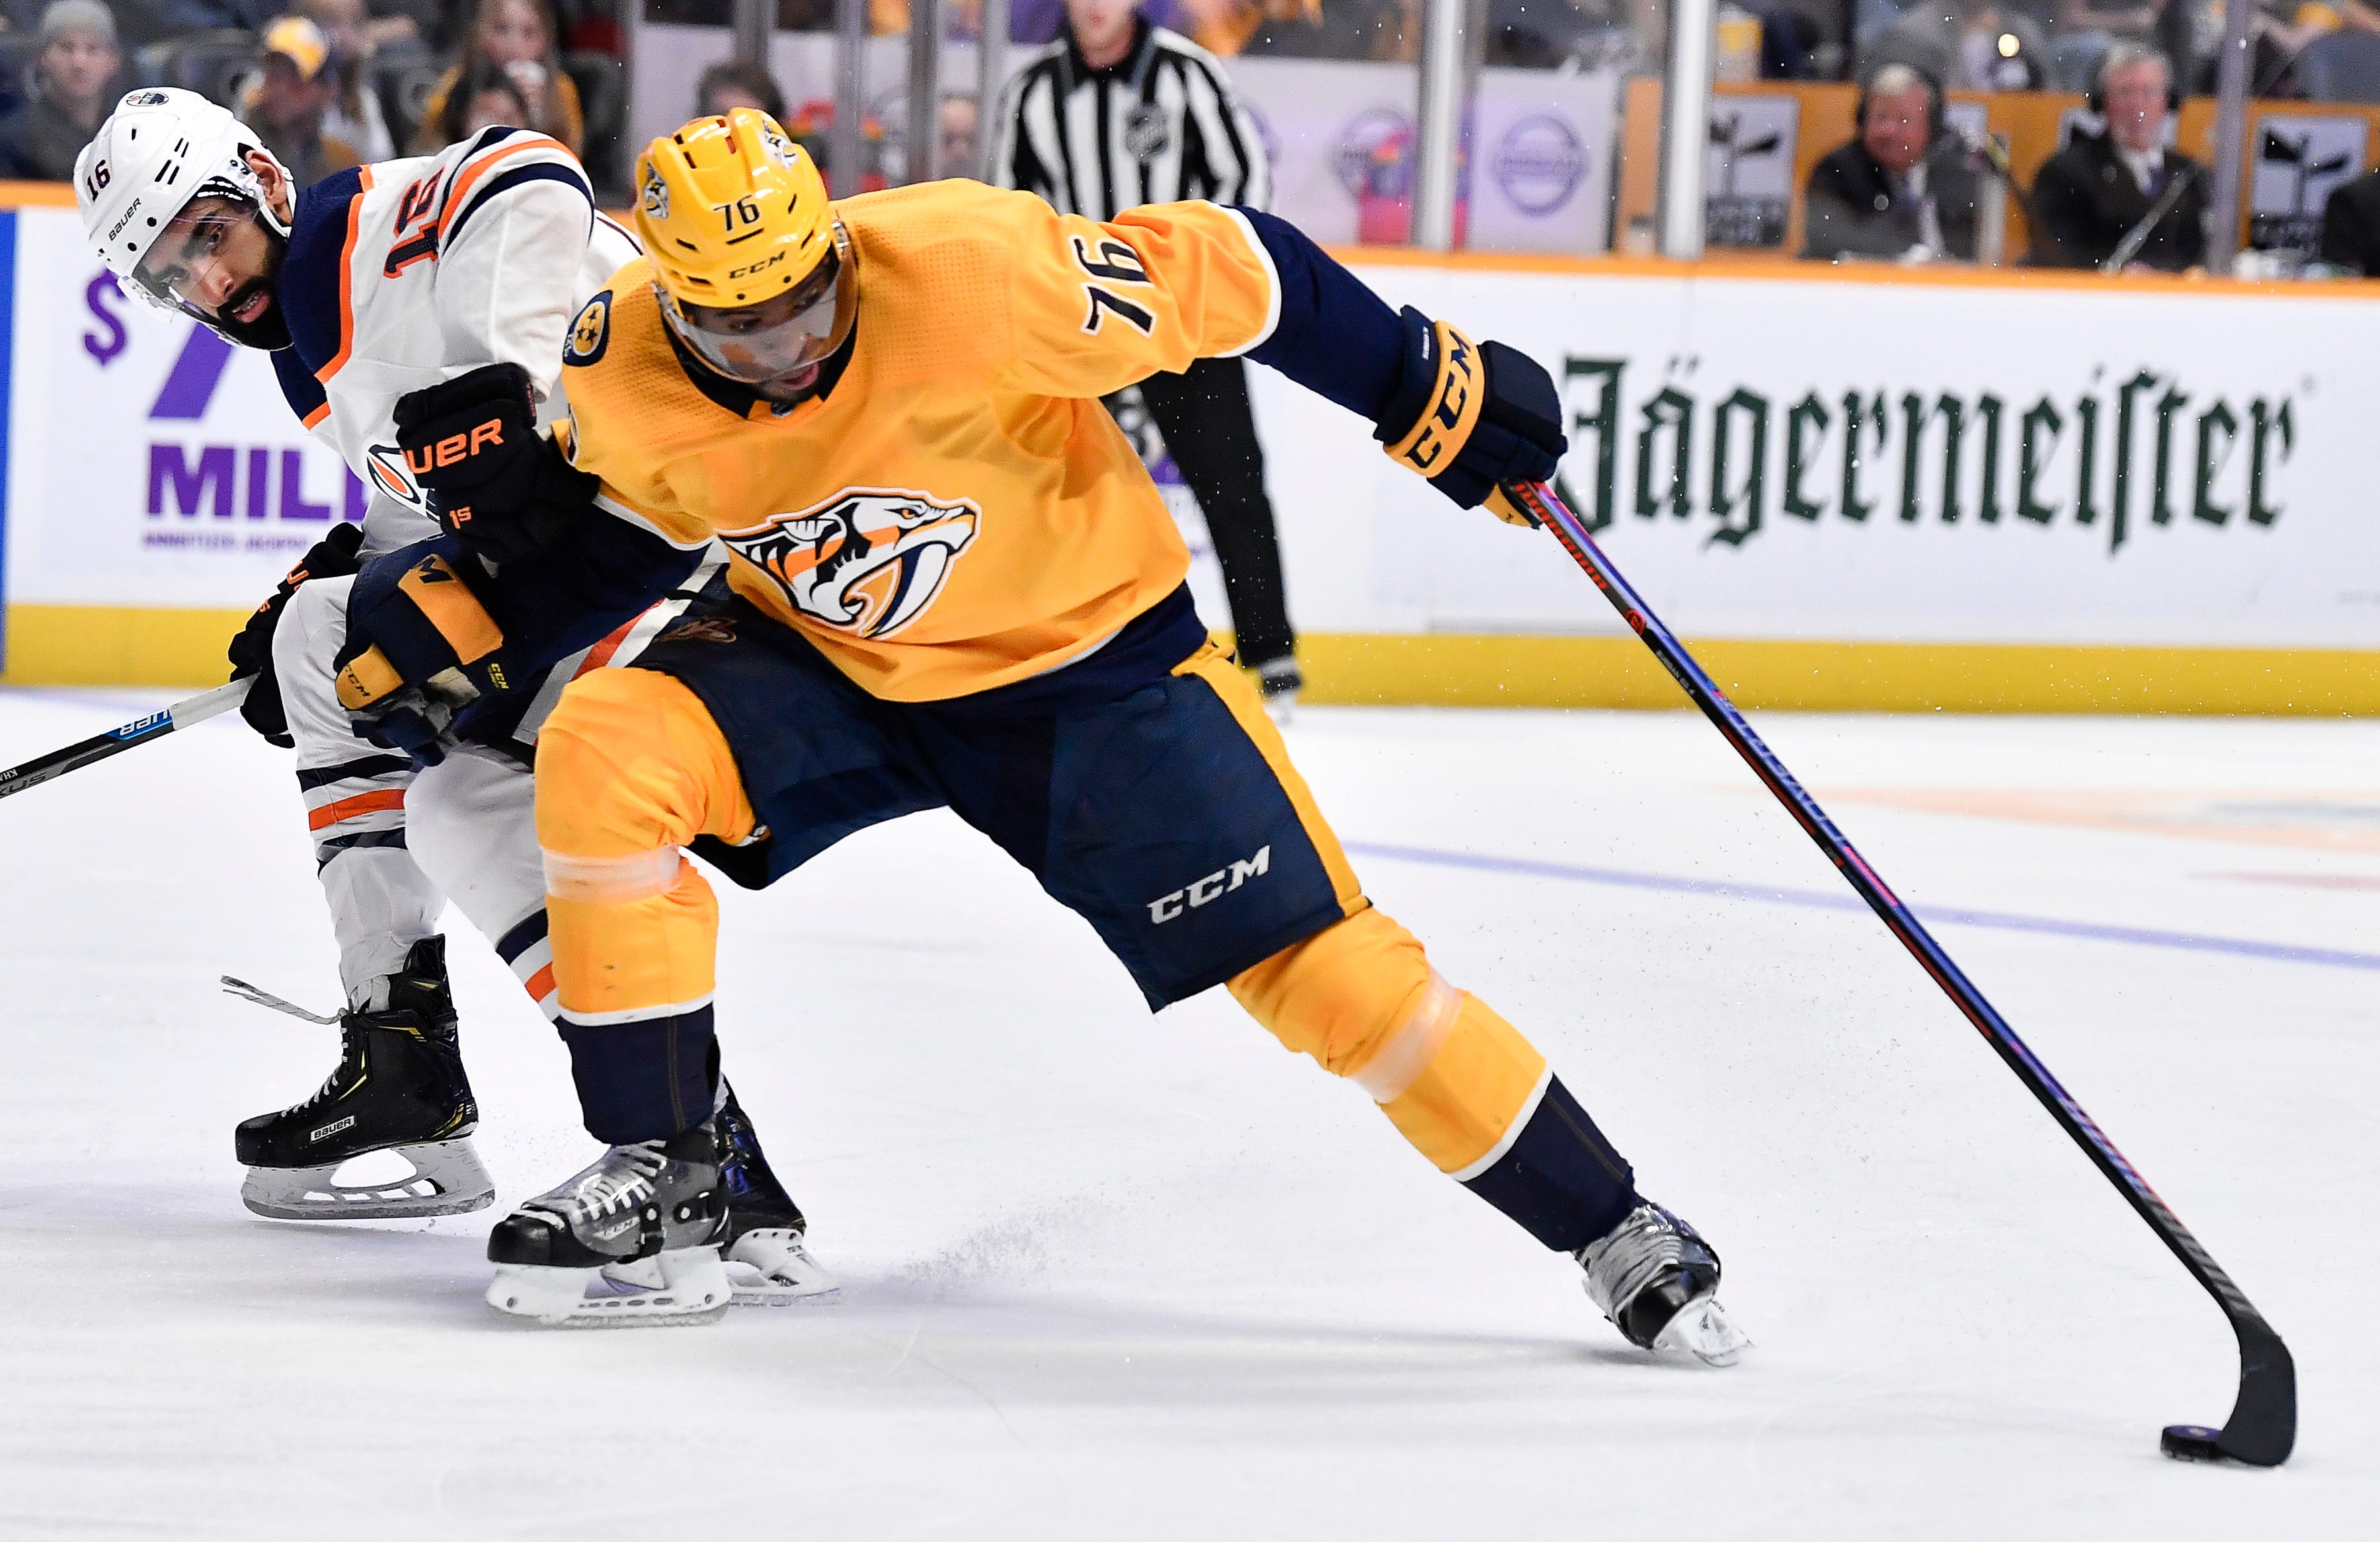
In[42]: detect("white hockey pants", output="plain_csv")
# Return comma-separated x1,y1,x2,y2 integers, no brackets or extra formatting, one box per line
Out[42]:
276,577,557,1017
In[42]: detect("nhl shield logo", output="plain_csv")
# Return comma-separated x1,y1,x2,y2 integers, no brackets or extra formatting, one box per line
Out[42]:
1124,104,1170,163
722,488,981,639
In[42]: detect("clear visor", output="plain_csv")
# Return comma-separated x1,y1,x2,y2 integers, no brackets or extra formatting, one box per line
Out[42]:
128,201,262,316
660,241,853,388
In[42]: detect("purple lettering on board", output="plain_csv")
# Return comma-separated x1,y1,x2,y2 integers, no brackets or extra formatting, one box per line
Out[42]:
281,451,333,521
147,444,235,519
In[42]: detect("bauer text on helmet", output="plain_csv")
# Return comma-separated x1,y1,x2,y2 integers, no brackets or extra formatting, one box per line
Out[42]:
635,108,857,399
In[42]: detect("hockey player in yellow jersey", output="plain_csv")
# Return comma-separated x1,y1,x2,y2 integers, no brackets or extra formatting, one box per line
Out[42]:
339,109,1751,1350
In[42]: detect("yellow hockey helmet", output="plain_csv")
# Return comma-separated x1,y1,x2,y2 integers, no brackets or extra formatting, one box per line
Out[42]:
636,109,856,387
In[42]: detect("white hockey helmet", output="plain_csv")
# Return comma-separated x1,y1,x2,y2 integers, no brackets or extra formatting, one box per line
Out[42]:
75,87,293,328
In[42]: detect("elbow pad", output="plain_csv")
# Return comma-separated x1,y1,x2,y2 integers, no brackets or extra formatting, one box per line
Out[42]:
1372,307,1567,525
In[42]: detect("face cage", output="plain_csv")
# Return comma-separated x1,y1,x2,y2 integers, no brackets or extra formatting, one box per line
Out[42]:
657,225,857,388
118,194,282,344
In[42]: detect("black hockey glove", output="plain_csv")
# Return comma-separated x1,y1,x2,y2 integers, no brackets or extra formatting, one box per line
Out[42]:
334,541,518,766
392,362,600,565
1373,307,1566,527
225,521,367,748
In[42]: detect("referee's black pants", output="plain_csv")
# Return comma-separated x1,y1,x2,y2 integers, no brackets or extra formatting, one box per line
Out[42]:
1131,356,1296,670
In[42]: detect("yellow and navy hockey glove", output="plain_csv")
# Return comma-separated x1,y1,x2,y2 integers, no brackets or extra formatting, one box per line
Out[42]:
393,362,598,564
333,543,515,765
1372,307,1566,527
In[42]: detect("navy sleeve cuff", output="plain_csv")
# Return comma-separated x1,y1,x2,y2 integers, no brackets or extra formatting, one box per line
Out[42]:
1232,208,1406,423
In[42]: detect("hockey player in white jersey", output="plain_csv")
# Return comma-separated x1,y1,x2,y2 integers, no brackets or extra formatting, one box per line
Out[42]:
74,89,832,1302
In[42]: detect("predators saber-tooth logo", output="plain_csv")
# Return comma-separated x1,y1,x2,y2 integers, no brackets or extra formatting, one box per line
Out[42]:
723,488,981,639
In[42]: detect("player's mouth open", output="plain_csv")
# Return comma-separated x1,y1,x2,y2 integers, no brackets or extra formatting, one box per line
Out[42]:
227,285,273,325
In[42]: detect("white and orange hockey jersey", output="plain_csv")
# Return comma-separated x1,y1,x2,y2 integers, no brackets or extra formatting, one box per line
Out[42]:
267,125,638,555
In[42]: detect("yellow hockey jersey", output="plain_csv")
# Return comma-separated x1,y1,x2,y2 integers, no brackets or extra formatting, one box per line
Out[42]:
558,180,1281,702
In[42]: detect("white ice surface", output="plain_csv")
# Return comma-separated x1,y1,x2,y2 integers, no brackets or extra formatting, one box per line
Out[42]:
0,690,2371,1539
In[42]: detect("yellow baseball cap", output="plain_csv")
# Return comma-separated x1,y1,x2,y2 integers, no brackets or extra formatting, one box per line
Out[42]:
260,16,329,81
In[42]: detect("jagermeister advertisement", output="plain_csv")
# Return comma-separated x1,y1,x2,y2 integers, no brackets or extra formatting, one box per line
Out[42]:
1250,266,2380,648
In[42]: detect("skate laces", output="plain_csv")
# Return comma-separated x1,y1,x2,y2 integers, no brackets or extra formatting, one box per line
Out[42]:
1577,1204,1706,1322
220,976,341,1025
221,975,367,1109
541,1142,669,1223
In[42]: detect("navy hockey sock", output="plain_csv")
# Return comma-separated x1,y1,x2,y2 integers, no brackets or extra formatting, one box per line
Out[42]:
556,1008,718,1144
1461,1075,1640,1253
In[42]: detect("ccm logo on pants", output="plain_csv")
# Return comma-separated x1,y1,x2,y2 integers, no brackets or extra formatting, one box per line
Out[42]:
1148,846,1271,925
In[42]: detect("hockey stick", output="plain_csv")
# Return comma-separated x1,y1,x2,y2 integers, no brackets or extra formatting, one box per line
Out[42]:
1505,479,2296,1467
0,679,251,804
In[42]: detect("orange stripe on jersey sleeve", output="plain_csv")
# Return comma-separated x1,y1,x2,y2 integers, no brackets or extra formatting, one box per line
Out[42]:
315,165,376,385
307,787,407,831
301,403,331,428
438,135,573,243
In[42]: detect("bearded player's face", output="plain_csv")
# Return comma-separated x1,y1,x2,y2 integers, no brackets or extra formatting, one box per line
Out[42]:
137,198,280,325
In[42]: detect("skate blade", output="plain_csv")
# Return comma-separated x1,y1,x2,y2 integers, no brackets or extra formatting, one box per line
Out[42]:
488,1247,732,1329
724,1229,842,1306
1652,1295,1751,1368
242,1137,495,1221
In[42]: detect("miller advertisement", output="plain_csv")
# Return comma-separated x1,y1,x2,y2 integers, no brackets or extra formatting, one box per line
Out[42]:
7,208,365,610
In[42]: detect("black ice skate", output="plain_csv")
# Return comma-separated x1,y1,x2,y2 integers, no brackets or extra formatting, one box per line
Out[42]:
715,1080,839,1305
1256,656,1302,724
225,937,493,1221
1575,1202,1750,1366
484,1122,731,1327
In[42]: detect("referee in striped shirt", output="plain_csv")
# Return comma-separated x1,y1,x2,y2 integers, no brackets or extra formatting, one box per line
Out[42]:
992,0,1301,705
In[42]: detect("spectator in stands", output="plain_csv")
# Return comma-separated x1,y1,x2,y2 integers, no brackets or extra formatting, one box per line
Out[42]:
0,2,120,182
301,0,395,161
2318,165,2380,272
433,55,532,143
2028,42,2207,270
694,58,784,121
1802,63,1981,261
244,15,362,184
415,0,582,154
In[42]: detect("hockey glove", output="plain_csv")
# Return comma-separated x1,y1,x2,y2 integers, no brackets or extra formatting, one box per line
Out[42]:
1372,307,1566,527
392,362,600,564
225,521,367,748
335,543,516,765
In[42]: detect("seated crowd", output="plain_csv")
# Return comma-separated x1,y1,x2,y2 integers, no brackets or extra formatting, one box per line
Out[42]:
1804,44,2211,272
0,0,616,184
12,0,2380,272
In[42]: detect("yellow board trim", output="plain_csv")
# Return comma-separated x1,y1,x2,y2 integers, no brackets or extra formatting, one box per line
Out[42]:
1294,634,2380,715
5,605,251,687
7,604,2377,714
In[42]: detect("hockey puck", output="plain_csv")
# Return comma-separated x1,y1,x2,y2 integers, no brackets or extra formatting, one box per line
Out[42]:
2161,1424,2226,1462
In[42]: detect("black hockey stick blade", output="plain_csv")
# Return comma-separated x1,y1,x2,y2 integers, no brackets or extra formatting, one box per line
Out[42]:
2164,1313,2296,1465
0,679,251,804
1505,478,2296,1467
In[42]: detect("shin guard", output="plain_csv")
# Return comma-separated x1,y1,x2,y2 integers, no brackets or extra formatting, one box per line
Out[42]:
536,668,754,1024
1231,908,1639,1251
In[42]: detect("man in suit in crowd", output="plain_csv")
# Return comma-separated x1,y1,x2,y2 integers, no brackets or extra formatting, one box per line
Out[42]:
2028,42,2208,272
1802,63,1981,262
2319,168,2380,274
